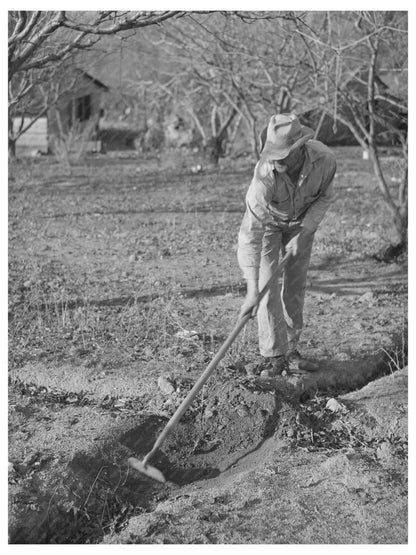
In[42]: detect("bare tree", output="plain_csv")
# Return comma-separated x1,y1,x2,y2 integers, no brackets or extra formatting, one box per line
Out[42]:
8,11,185,77
8,63,77,156
294,11,408,256
8,11,185,156
139,12,311,162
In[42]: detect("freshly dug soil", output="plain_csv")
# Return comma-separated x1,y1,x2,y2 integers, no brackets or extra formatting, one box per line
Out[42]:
122,373,299,484
8,150,408,544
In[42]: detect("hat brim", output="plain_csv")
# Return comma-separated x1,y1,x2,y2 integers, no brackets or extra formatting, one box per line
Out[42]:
260,125,315,161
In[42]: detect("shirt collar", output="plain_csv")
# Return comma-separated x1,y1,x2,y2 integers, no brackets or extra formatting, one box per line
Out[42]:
298,142,322,178
305,142,325,164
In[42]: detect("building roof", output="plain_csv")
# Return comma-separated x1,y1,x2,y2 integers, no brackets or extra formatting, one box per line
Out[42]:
79,70,109,91
12,67,110,118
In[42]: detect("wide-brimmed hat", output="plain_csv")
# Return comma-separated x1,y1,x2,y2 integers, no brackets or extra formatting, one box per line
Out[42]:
260,113,314,160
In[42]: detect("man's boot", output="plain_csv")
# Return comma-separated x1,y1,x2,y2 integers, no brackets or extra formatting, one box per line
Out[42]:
258,355,289,378
287,349,319,372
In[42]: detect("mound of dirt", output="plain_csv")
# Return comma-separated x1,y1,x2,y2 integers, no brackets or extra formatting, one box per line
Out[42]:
104,368,408,545
8,371,301,543
122,372,300,484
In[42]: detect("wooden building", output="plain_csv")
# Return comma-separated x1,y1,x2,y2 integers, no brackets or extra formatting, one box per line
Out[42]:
14,69,109,155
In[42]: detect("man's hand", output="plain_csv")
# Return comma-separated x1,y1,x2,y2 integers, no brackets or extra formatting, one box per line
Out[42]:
286,227,314,257
239,279,259,318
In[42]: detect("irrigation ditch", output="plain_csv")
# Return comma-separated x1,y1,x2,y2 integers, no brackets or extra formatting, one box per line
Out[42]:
8,340,407,544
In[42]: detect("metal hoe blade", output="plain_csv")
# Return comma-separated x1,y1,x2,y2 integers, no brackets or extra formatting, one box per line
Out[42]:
128,457,166,483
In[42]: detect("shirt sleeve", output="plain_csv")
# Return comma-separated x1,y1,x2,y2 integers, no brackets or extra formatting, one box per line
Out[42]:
237,163,274,281
301,156,337,233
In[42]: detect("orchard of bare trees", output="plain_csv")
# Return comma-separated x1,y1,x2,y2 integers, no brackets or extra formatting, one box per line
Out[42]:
8,13,409,543
8,10,407,250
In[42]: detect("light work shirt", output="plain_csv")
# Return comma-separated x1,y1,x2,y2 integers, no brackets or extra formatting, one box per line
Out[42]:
238,140,337,281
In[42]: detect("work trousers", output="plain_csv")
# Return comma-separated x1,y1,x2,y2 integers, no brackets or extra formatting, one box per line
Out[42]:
258,225,314,357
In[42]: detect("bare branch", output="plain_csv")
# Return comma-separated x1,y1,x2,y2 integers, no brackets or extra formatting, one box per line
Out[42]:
8,11,185,77
61,11,186,35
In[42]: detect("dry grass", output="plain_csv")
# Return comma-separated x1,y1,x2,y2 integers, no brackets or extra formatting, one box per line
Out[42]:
8,148,408,545
9,147,407,396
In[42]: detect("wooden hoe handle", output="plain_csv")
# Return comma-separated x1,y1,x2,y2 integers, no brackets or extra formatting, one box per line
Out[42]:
142,252,290,466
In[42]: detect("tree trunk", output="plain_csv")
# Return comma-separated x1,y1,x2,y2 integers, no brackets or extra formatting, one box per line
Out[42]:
369,147,408,262
9,137,16,158
205,137,223,165
368,144,407,245
205,106,239,165
8,115,16,158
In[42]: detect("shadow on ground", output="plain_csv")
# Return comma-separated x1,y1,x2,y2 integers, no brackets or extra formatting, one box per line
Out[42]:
27,257,406,312
9,343,401,544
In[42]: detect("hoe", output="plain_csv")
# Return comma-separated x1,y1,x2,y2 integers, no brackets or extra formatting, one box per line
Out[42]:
128,252,306,483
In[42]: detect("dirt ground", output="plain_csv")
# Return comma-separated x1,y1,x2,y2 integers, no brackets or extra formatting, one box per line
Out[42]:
8,147,408,544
